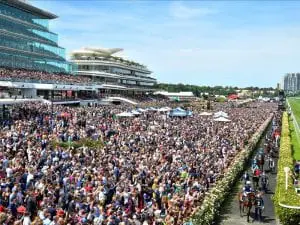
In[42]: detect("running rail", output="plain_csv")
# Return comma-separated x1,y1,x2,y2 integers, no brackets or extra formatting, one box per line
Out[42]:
279,202,300,209
286,99,300,144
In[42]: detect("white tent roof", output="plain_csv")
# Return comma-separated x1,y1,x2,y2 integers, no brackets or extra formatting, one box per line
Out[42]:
131,110,141,115
116,112,134,117
175,107,186,112
214,117,231,122
158,107,172,112
199,112,213,116
214,111,228,118
137,108,147,112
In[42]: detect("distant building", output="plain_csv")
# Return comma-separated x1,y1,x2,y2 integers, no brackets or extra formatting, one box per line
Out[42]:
154,91,196,101
283,73,300,94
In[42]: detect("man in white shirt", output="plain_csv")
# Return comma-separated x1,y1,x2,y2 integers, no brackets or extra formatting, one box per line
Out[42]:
22,212,31,225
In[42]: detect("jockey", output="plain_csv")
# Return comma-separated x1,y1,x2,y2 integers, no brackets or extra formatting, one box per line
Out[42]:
268,156,275,171
254,193,264,222
243,181,253,194
241,171,250,184
253,167,261,177
251,159,259,172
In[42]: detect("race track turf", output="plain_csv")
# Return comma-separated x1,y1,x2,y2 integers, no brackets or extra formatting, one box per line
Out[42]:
287,98,300,160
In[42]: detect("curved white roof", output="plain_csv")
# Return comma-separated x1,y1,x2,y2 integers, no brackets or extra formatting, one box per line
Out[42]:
71,47,123,57
70,47,150,70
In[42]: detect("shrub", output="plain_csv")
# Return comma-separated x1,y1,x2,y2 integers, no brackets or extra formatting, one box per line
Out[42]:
273,112,300,225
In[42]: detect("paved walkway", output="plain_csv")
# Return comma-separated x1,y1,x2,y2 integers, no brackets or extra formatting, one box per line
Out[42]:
218,128,278,225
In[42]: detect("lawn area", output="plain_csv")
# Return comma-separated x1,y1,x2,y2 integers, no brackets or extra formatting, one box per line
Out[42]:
289,119,300,160
288,98,300,124
288,97,300,160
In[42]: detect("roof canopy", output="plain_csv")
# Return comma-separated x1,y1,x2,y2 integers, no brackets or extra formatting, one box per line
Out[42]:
71,48,123,58
2,0,58,19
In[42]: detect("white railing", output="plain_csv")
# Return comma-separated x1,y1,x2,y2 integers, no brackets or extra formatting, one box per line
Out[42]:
287,99,300,145
279,202,300,209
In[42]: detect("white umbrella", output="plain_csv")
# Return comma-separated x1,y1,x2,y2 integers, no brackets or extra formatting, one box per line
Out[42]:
214,117,231,122
116,112,134,117
200,112,213,116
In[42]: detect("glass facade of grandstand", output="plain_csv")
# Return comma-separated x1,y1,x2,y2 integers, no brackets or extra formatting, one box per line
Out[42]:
0,2,72,73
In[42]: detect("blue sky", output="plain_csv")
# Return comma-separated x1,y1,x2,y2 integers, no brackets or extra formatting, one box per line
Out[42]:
33,0,300,87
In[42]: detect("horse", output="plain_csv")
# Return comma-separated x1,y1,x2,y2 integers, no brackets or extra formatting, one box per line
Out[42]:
243,192,256,222
252,173,260,190
238,191,246,217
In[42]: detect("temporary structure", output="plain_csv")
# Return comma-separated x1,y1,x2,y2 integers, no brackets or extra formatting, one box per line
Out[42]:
175,107,186,112
158,107,171,112
186,111,193,116
131,110,141,115
169,110,188,117
137,108,147,112
214,111,228,118
199,112,213,116
116,112,134,117
169,108,192,117
214,117,231,122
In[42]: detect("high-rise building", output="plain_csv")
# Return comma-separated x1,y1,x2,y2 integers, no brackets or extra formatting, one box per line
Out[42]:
283,73,300,94
0,0,72,73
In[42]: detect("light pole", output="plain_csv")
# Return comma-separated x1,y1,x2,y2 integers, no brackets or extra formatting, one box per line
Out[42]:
51,91,54,133
284,167,290,190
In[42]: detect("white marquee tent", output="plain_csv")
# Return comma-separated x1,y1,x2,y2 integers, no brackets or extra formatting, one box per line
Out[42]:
116,112,134,117
214,117,231,122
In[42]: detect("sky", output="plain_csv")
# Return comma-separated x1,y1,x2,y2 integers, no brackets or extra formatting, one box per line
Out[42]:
32,0,300,88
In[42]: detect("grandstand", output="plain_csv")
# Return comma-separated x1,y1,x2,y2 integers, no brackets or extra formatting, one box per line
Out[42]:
0,0,158,105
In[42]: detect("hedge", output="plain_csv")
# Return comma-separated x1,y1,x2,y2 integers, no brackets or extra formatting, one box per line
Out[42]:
187,114,273,225
274,112,300,225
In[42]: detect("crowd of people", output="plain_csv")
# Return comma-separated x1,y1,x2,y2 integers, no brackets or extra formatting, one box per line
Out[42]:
0,68,92,85
0,101,277,225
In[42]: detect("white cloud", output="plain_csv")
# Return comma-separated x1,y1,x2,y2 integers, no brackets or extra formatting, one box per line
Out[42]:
169,1,218,19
